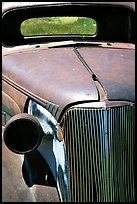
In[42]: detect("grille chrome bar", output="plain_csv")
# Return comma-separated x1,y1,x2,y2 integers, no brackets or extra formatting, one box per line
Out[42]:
63,104,135,202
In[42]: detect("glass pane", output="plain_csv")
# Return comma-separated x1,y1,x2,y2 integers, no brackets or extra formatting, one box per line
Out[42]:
21,16,97,36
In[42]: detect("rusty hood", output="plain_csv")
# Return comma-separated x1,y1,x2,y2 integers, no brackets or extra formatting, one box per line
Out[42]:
2,47,98,107
2,45,135,118
77,46,135,102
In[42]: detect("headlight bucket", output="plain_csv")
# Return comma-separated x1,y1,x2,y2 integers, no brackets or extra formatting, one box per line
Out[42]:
3,113,44,154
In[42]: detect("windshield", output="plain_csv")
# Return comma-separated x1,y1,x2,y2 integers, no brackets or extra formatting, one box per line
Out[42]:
21,16,97,37
2,3,135,47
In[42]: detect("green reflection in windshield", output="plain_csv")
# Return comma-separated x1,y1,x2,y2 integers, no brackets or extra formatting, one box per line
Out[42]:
21,16,97,36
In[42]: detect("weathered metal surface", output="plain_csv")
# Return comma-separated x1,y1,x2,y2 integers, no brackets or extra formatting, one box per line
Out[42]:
2,45,135,121
77,47,135,102
2,91,21,116
2,80,28,113
2,47,99,120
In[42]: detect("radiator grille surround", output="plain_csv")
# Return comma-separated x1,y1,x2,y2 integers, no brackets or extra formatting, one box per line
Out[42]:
63,102,135,202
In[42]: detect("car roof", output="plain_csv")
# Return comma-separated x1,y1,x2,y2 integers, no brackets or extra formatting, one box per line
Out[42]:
2,2,135,13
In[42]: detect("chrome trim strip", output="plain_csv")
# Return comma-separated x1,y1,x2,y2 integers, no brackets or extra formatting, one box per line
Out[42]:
72,101,135,109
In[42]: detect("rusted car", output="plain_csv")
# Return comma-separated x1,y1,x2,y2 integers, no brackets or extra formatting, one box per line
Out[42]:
2,2,135,202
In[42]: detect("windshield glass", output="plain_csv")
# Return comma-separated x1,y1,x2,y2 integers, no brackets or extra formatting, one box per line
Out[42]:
21,16,97,36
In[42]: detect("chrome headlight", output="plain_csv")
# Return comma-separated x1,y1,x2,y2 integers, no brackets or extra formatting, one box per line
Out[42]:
28,99,69,202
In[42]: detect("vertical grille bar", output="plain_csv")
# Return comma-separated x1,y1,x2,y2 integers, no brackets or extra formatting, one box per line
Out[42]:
63,104,135,202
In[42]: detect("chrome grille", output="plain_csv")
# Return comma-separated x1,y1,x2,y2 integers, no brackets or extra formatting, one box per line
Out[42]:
63,104,135,202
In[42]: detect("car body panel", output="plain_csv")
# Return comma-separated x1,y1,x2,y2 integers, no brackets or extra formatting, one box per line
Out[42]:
2,47,99,120
77,46,135,102
2,80,28,112
3,45,135,121
2,91,21,126
2,1,135,202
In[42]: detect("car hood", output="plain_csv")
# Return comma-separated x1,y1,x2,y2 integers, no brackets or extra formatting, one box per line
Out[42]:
2,46,135,119
78,46,135,102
